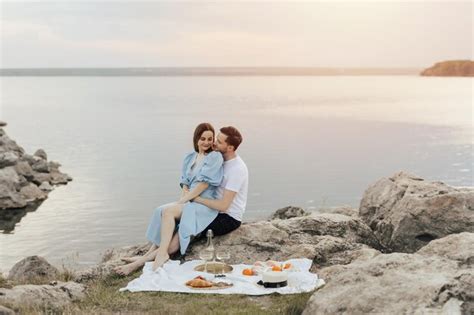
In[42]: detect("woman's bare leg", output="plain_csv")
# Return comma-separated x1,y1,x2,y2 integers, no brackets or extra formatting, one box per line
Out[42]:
114,233,181,275
152,204,184,271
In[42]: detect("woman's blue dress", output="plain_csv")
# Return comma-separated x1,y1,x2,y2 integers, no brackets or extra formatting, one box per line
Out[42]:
145,151,223,255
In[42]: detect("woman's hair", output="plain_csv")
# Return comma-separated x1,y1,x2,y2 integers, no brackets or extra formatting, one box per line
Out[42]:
193,123,215,153
220,126,243,151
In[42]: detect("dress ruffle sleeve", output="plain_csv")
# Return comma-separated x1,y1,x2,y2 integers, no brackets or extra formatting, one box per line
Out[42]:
195,151,224,187
179,152,195,188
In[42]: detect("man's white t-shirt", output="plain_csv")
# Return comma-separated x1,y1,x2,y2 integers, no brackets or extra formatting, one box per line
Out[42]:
216,155,248,222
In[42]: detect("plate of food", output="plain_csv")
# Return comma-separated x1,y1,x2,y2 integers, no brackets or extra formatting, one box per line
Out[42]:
185,276,233,290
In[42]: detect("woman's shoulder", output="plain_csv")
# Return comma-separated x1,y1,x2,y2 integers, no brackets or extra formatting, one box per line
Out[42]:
183,151,196,162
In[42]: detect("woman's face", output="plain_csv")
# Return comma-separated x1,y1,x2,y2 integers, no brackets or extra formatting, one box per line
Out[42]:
197,130,214,153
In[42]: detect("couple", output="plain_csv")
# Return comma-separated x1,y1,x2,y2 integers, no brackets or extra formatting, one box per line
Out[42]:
114,123,248,275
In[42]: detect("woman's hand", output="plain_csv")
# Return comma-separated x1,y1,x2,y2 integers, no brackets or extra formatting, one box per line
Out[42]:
178,182,209,204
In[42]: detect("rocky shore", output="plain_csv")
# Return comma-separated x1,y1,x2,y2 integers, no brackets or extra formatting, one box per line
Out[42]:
420,60,474,77
0,122,71,216
0,172,473,314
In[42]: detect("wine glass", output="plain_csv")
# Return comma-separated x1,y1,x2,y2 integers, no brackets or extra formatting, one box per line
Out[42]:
216,250,230,275
199,248,214,273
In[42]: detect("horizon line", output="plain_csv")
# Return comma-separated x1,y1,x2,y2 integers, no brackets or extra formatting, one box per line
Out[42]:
0,66,422,77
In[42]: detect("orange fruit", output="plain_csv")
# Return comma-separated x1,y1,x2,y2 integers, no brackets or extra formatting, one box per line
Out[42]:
283,263,292,269
242,268,254,276
272,266,282,272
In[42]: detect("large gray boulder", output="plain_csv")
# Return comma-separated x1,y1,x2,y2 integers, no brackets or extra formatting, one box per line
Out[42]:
19,183,47,202
0,281,85,308
0,167,26,209
0,152,19,168
8,256,59,283
359,171,474,252
304,233,474,315
0,305,15,315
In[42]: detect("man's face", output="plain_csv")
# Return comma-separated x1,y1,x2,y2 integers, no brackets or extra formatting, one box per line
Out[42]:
214,132,230,154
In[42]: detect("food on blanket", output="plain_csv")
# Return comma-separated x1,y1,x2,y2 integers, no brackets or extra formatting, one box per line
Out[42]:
186,277,213,288
194,276,206,280
265,260,279,267
242,268,254,276
271,265,283,272
283,263,292,270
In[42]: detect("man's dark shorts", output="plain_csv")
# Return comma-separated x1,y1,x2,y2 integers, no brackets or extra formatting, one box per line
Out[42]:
203,213,241,236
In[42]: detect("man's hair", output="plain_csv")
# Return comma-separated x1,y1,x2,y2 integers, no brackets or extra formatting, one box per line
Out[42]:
193,122,215,153
220,126,243,151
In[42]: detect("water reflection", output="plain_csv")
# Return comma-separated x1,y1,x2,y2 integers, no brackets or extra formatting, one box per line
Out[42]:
0,201,44,233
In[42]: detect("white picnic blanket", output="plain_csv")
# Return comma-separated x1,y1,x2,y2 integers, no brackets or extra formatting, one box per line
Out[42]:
119,258,325,295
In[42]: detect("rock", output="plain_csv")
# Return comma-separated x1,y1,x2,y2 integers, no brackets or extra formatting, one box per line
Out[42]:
309,236,380,269
32,160,49,173
47,161,62,170
304,233,474,315
0,152,18,168
0,129,70,211
359,171,474,252
21,154,36,166
19,183,47,202
271,206,308,219
0,281,85,308
0,135,24,155
31,172,51,186
33,149,47,160
49,170,72,184
0,167,26,209
0,305,15,315
272,212,382,250
417,232,474,265
8,256,59,283
14,161,34,180
38,181,54,192
74,244,150,282
318,205,358,217
421,60,474,77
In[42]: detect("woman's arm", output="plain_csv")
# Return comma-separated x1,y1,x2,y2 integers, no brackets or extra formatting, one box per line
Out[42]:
178,182,209,204
181,185,190,198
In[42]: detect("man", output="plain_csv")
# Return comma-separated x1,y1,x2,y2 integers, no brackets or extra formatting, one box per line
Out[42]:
193,126,249,237
114,126,248,275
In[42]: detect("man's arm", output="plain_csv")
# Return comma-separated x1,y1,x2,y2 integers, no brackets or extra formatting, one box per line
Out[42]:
193,189,237,213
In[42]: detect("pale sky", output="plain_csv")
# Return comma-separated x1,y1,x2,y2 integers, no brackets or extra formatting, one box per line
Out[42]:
0,1,472,68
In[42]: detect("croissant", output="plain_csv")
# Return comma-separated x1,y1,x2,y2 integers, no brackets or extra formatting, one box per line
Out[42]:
186,278,213,288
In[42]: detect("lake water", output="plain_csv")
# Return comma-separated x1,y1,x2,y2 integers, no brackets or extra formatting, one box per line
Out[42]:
0,75,472,272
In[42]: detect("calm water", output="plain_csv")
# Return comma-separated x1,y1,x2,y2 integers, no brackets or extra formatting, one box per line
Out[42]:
0,76,472,272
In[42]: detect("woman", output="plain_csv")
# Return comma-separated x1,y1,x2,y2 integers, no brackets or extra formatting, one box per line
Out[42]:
114,123,223,275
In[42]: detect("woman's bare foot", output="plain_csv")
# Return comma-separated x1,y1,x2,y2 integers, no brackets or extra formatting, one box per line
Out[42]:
113,262,142,276
121,256,141,263
152,251,170,271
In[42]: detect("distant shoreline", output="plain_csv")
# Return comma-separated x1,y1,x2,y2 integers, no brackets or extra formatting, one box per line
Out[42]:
0,67,421,76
